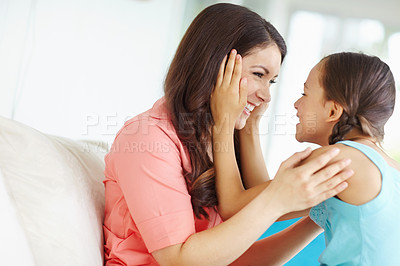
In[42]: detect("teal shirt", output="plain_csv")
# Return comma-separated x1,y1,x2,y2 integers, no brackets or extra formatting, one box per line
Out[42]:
310,140,400,265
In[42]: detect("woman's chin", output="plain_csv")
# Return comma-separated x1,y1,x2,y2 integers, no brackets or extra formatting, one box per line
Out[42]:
235,117,247,130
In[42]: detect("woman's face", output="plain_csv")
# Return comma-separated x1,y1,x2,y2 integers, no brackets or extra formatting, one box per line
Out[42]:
294,62,334,146
234,44,282,129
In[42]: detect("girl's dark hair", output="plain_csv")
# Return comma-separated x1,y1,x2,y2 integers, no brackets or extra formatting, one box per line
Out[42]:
164,3,286,219
319,52,396,145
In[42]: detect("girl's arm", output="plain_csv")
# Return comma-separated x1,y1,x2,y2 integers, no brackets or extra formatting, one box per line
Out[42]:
301,144,378,206
210,50,310,220
236,119,312,220
214,123,310,220
237,103,270,188
150,50,351,266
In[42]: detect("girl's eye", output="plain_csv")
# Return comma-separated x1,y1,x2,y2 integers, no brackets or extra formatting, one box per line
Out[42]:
254,72,264,78
270,79,277,84
301,93,306,96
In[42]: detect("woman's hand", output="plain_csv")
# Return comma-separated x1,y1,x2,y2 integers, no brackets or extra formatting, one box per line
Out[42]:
267,147,353,214
211,49,248,134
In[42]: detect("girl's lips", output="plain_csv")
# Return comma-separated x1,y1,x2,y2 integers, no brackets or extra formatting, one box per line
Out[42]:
294,113,300,124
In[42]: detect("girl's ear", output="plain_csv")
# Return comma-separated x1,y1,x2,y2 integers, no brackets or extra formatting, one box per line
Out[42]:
326,100,343,122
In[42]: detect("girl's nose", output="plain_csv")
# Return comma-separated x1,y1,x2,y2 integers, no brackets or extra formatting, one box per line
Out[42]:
294,98,300,109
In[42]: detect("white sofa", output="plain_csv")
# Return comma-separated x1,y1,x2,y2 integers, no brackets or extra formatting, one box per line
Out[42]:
0,116,107,266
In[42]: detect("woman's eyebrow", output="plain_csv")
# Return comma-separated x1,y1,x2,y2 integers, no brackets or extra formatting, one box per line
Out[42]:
251,65,270,74
304,82,309,90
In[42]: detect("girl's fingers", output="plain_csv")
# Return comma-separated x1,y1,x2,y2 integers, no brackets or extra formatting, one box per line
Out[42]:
231,54,242,90
239,77,248,106
215,55,227,91
222,49,237,88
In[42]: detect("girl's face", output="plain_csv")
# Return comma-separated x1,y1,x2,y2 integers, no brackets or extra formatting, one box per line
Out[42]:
235,44,282,129
294,62,335,146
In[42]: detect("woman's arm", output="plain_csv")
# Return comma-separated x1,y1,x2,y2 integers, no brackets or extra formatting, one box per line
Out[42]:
151,50,351,265
232,216,323,266
151,184,285,266
152,145,350,266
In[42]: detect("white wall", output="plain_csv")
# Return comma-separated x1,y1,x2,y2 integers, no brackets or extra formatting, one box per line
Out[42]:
0,0,186,145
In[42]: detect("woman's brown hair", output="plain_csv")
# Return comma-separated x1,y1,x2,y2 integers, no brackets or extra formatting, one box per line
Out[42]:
164,3,286,219
319,52,396,145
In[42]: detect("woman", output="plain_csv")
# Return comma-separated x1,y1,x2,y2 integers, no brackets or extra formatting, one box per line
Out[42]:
103,4,351,265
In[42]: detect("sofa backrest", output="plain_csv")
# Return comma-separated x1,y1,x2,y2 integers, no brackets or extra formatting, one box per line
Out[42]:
0,116,108,266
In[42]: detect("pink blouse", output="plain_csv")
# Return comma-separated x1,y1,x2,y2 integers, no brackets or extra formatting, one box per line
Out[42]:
103,98,222,265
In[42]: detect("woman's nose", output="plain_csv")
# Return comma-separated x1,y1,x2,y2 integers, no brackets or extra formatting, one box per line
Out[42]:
257,86,271,103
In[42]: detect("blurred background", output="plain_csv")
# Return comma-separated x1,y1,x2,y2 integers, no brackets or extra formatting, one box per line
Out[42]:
1,0,399,175
1,0,399,264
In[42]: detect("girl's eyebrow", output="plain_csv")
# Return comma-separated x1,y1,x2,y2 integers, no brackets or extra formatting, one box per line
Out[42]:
304,82,309,90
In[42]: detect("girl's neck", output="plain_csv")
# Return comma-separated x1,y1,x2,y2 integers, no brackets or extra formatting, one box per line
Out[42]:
343,130,377,146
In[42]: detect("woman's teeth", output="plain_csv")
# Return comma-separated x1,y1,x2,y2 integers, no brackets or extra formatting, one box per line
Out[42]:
244,103,255,115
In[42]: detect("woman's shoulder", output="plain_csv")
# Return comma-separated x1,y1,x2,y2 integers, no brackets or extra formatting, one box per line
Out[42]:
114,99,177,144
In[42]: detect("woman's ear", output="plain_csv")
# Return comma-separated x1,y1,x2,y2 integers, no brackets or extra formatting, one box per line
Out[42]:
325,100,343,122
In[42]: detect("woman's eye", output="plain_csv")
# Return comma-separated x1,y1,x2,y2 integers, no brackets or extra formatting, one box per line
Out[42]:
254,72,263,78
301,93,306,96
270,79,277,84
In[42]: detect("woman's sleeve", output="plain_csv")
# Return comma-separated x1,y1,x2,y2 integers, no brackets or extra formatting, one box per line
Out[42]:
109,122,196,253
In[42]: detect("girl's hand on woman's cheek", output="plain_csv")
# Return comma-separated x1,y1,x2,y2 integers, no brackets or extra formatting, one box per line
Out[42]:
242,102,269,131
211,49,247,133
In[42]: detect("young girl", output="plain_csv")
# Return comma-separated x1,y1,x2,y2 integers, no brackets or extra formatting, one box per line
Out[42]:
212,52,400,265
295,52,400,265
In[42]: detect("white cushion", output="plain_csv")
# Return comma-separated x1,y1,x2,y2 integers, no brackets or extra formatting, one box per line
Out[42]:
0,116,107,266
0,168,35,266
